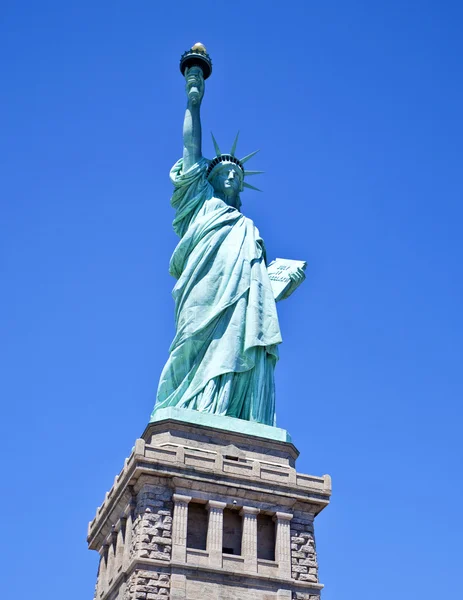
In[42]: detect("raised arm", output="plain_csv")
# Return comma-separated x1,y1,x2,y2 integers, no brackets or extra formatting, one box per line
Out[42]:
183,66,204,171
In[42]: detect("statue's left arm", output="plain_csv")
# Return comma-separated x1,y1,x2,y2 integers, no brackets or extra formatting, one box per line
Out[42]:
183,66,205,172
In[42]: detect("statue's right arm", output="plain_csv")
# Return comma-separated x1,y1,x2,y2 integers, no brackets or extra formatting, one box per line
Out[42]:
183,67,204,172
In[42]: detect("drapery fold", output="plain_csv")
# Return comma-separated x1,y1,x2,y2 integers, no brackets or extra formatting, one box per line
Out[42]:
151,158,282,426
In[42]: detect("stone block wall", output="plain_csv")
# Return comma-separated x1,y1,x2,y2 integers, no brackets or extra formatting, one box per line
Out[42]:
290,510,319,585
88,423,331,600
93,480,174,600
124,569,171,600
134,482,173,562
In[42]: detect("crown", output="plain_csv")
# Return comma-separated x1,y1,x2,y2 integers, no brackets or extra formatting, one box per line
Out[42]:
180,42,213,79
206,132,264,192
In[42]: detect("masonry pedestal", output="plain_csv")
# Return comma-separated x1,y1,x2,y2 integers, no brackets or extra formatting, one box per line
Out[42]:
88,412,331,600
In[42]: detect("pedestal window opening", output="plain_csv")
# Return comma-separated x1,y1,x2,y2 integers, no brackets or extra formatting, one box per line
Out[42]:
257,513,276,560
222,508,242,555
186,502,208,550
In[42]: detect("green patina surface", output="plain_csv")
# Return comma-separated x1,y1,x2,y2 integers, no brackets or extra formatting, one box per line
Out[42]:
150,407,292,443
150,46,306,431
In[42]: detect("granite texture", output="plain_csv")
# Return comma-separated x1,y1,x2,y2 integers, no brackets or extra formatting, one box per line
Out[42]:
89,419,331,600
291,512,319,584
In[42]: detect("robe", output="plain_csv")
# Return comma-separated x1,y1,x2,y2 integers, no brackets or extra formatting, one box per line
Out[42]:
151,158,282,426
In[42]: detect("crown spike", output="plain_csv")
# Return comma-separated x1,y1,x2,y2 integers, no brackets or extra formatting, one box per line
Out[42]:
244,170,264,176
230,131,240,156
240,149,260,164
211,132,221,156
243,181,262,192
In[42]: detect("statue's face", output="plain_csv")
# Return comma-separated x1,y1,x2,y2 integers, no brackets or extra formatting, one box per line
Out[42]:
211,164,243,198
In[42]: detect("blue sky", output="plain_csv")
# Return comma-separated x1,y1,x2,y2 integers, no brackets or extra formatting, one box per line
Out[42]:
1,1,462,598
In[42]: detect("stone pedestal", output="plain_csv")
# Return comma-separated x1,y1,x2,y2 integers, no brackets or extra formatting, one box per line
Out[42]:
87,413,331,600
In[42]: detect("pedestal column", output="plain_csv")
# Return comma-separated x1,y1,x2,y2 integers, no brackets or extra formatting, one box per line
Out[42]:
206,500,226,567
172,494,192,562
96,545,108,598
122,511,133,570
114,518,125,575
274,511,293,578
240,506,259,573
106,527,117,587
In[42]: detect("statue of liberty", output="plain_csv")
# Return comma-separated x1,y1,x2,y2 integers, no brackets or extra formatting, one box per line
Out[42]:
151,44,305,427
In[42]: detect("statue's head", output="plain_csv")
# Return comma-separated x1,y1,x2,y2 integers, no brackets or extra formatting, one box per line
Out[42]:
206,133,263,208
209,163,244,209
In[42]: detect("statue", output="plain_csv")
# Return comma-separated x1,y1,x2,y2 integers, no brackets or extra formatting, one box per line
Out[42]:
150,44,306,427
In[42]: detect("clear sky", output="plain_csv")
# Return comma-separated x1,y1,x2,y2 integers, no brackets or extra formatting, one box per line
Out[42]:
1,1,462,598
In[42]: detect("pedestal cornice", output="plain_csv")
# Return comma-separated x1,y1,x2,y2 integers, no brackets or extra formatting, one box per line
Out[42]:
88,418,331,551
